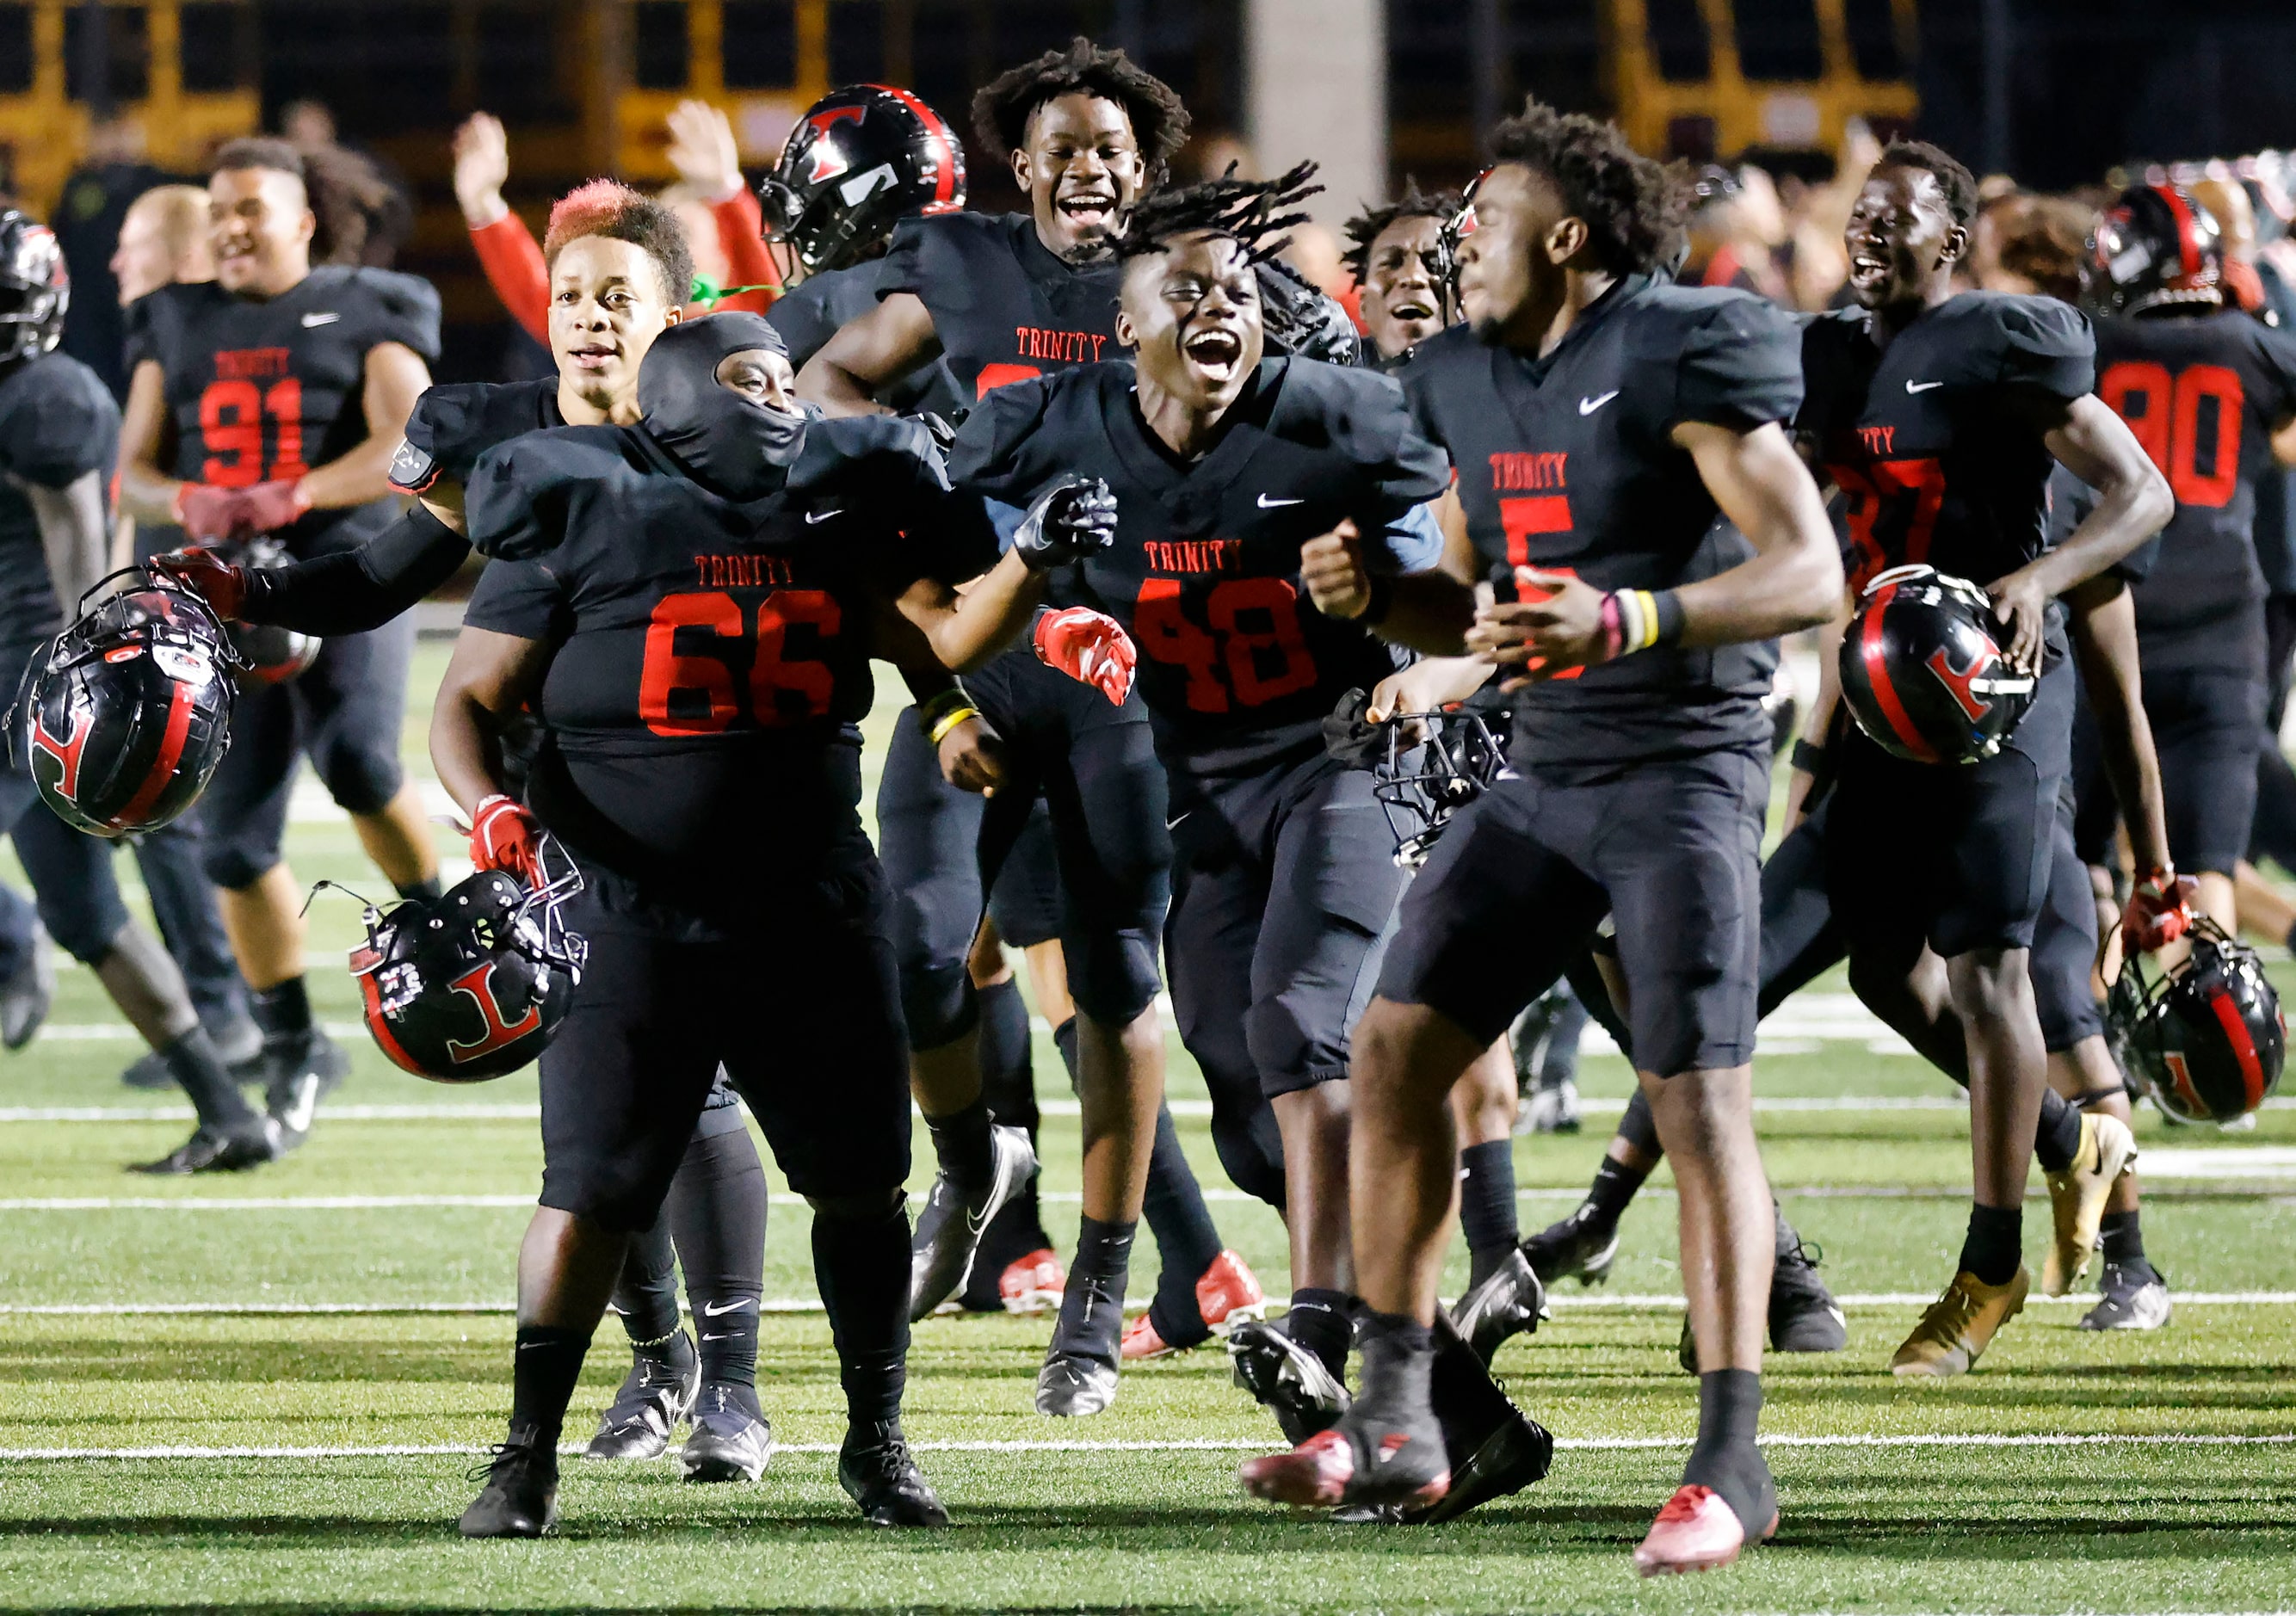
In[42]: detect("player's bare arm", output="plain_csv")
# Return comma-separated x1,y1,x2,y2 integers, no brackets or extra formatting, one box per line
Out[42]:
117,358,181,521
1988,389,2171,669
22,470,110,615
797,292,941,416
429,625,550,815
2064,571,2173,879
293,340,432,511
888,549,1050,673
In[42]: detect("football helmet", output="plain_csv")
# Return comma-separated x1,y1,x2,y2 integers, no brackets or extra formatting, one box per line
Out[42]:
10,567,239,836
350,859,587,1082
2109,917,2285,1125
1839,564,2034,764
223,536,320,686
760,84,966,274
1354,699,1509,868
2083,182,2224,317
0,210,68,366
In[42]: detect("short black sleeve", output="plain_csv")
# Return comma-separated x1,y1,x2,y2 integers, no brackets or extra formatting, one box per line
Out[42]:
1304,363,1454,517
874,216,945,302
351,268,445,365
2249,320,2296,428
120,285,183,374
1991,296,2095,400
391,379,553,494
944,373,1060,503
461,550,565,641
465,433,619,562
0,356,120,487
1667,293,1805,431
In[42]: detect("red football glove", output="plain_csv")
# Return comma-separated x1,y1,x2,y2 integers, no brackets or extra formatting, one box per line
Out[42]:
468,793,545,885
172,483,245,543
231,478,312,535
1034,606,1135,706
2123,867,2199,953
151,547,249,620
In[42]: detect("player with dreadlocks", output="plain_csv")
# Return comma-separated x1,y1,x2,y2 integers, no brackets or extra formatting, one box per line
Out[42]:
949,166,1552,1517
800,40,1268,1395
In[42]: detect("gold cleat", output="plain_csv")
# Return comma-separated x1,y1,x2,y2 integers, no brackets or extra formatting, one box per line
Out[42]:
2042,1113,2137,1296
1892,1268,2028,1378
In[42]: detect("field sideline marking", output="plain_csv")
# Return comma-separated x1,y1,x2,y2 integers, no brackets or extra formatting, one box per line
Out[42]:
6,1291,2295,1317
2,1432,2291,1462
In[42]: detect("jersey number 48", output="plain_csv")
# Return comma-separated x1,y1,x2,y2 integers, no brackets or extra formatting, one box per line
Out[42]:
1133,577,1318,714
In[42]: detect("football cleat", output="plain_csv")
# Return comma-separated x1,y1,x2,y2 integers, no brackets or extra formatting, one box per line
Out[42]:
1521,1203,1621,1288
1769,1237,1849,1353
260,1027,350,1141
1518,1077,1583,1135
1633,1483,1777,1576
1449,1246,1547,1364
679,1386,774,1482
907,1124,1037,1322
583,1334,700,1461
1399,1319,1553,1523
2079,1262,2172,1331
997,1248,1066,1315
459,1422,559,1538
839,1422,950,1527
2042,1112,2137,1296
1892,1268,2028,1378
1228,1319,1350,1446
1034,1353,1120,1417
0,923,52,1051
1238,1413,1450,1511
128,1118,281,1175
1124,1249,1268,1360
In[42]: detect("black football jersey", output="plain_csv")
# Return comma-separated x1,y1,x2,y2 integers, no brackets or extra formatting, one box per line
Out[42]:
952,356,1449,774
1798,292,2094,595
877,213,1122,402
386,377,559,500
123,266,441,556
769,256,966,417
1401,274,1803,767
0,352,119,639
462,413,989,922
2092,309,2296,672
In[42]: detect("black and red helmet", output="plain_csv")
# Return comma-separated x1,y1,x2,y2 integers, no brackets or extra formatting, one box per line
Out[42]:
2083,182,2224,317
1338,693,1509,869
223,538,320,687
1839,564,2035,764
2109,918,2285,1125
0,210,68,366
350,860,587,1083
11,567,239,836
760,84,966,274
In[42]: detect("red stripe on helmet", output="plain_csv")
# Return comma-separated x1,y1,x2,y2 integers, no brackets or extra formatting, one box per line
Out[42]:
1858,580,1939,762
2206,985,2268,1113
2154,184,2205,284
357,968,429,1077
114,676,194,829
874,83,962,213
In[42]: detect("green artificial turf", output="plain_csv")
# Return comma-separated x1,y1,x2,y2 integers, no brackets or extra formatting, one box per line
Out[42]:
2,644,2293,1611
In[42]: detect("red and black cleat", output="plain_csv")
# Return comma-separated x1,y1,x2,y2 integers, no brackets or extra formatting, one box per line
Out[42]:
1238,1413,1451,1512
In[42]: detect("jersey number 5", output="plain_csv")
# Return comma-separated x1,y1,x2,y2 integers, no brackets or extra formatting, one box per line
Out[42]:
639,589,840,735
1133,577,1318,713
2100,361,2243,509
198,379,310,487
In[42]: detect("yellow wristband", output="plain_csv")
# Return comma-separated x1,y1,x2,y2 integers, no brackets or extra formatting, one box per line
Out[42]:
1631,590,1662,651
928,705,980,746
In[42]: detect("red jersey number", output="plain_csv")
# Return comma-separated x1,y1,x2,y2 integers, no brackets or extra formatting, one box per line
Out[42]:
2099,360,2244,509
975,363,1042,398
639,589,841,736
1134,577,1317,714
1830,457,1947,589
197,377,308,487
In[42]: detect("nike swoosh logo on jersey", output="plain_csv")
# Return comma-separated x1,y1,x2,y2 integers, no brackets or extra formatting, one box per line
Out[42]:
1166,811,1190,830
1905,379,1945,393
1257,493,1305,508
1578,390,1620,415
300,311,341,327
702,1298,756,1317
805,508,842,523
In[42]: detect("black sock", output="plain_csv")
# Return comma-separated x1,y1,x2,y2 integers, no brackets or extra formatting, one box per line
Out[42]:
2099,1208,2151,1275
1615,1085,1663,1157
1284,1287,1355,1382
1353,1308,1436,1428
813,1200,911,1436
1959,1202,2023,1286
1583,1156,1648,1231
1050,1214,1135,1366
923,1095,995,1189
667,1119,768,1389
1460,1139,1521,1288
1142,1104,1225,1347
509,1323,592,1445
2034,1088,2083,1175
160,1027,260,1131
608,1220,682,1346
974,977,1038,1127
1052,1015,1082,1090
250,976,312,1041
395,875,444,903
1682,1367,1774,1533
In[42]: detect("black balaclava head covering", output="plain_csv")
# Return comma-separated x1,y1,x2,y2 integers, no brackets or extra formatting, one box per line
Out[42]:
637,312,810,501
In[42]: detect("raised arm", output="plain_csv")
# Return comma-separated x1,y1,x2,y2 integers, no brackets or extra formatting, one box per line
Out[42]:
796,293,943,417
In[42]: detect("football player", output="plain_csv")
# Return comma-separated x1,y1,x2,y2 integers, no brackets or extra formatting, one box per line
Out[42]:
1246,103,1845,1574
1791,142,2169,1376
800,42,1262,1390
118,137,444,1131
0,210,285,1171
439,311,1118,1535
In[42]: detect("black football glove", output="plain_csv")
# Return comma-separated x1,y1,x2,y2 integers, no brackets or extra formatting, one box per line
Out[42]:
1321,687,1387,769
1010,476,1118,571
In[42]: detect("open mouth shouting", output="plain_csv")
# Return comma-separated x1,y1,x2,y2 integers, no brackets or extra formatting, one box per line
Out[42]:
1181,324,1247,384
1849,241,1892,293
1386,293,1438,324
1057,184,1120,235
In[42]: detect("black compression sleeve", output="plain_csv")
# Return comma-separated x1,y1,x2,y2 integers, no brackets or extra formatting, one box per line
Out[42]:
238,503,472,635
